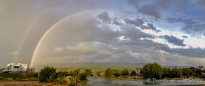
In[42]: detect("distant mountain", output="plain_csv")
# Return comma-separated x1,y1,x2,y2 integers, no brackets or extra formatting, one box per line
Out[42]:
34,62,146,69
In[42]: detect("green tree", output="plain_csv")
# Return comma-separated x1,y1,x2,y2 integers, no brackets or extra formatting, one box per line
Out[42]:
130,70,136,75
199,66,203,69
162,67,171,77
39,66,56,83
113,69,121,77
182,68,189,76
105,68,114,77
73,69,80,77
121,69,129,76
79,72,88,80
84,69,92,76
171,67,182,77
142,63,163,79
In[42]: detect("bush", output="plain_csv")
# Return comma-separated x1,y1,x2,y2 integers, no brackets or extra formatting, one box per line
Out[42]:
79,72,88,80
130,70,136,75
34,72,38,78
171,67,182,77
39,66,56,83
84,69,92,76
121,69,129,76
182,68,189,76
113,69,121,77
162,67,171,77
104,68,113,77
142,63,163,79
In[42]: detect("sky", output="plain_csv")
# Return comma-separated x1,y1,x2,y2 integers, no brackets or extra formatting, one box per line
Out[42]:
1,0,205,68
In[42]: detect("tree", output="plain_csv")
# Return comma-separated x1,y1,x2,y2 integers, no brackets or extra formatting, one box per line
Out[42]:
84,69,92,76
113,69,121,77
199,66,203,69
104,68,114,77
73,69,80,77
182,68,189,76
79,72,88,80
121,69,129,76
130,70,136,75
39,66,56,83
142,63,163,79
162,67,171,77
171,67,182,77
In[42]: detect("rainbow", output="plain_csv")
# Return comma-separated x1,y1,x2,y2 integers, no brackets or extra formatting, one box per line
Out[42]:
27,9,166,68
14,15,41,63
29,9,131,68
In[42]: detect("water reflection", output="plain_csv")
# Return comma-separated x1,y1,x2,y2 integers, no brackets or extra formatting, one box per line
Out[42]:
87,76,205,86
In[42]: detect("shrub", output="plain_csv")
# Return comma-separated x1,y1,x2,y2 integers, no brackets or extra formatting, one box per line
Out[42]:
38,66,56,83
171,67,182,77
34,72,38,78
84,69,92,76
182,68,189,76
121,69,129,76
104,68,113,77
130,70,136,75
113,69,121,77
162,67,171,77
79,72,88,80
142,63,163,79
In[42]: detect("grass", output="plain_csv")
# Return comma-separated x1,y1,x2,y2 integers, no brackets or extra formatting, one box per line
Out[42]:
0,73,35,80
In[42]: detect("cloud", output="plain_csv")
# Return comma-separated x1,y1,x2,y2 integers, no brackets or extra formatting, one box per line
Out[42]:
55,47,62,52
97,12,111,23
141,23,157,31
162,35,185,46
12,52,18,55
67,42,96,54
113,18,121,25
193,0,205,8
124,18,144,26
137,4,161,19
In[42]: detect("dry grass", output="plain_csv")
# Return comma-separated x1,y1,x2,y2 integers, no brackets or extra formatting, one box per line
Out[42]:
0,81,46,86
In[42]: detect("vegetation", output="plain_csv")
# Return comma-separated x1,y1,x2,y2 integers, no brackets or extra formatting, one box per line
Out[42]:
113,69,121,77
121,68,129,76
104,68,114,77
130,70,136,75
0,73,37,81
162,67,171,78
182,68,189,76
142,63,163,79
38,66,56,83
171,67,182,77
84,69,92,76
79,72,88,80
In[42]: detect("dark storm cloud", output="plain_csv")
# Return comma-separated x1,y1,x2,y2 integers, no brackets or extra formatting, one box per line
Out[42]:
97,12,111,23
127,0,140,7
141,23,157,31
168,17,205,34
113,18,121,25
160,45,205,57
120,24,153,41
137,4,161,19
162,35,185,46
124,18,144,26
194,0,205,7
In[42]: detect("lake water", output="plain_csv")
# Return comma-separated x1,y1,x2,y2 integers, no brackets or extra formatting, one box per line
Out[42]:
87,76,205,86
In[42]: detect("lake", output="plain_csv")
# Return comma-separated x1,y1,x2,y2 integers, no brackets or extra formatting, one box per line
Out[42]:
87,76,205,86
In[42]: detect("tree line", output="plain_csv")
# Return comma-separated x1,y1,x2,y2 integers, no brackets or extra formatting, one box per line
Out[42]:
141,63,196,79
